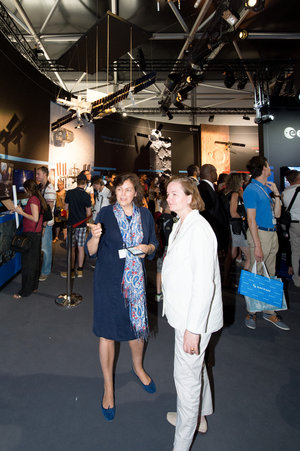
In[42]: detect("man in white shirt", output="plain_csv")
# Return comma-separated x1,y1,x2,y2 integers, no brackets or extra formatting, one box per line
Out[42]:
92,178,111,221
282,170,300,287
36,166,56,281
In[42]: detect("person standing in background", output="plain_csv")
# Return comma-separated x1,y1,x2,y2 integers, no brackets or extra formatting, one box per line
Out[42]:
53,179,67,242
92,178,111,221
10,179,47,298
243,156,289,331
36,166,56,282
61,173,92,278
282,170,300,288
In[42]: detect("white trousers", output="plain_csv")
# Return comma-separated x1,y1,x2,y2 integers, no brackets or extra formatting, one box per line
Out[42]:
173,330,213,451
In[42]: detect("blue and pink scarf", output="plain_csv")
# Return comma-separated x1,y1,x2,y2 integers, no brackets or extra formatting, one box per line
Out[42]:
113,202,148,340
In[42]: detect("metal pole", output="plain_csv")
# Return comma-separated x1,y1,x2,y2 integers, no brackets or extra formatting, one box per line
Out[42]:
55,225,83,308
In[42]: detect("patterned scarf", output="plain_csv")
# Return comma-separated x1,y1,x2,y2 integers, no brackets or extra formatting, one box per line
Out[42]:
113,202,148,340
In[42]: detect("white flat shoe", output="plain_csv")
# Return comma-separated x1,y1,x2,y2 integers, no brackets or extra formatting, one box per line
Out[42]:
166,412,208,433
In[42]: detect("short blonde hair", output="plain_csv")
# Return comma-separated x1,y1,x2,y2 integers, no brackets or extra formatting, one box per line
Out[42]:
167,176,205,211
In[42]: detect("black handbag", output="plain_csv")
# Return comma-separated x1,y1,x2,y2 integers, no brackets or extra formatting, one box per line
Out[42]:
43,204,53,222
11,233,32,253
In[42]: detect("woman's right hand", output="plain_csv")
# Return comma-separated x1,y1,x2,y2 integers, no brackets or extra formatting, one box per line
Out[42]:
87,222,102,239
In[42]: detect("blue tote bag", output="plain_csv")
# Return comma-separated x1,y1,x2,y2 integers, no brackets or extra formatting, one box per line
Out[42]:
238,262,286,312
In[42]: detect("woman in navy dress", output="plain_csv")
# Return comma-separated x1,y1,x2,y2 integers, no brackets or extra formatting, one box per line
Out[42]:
86,173,158,421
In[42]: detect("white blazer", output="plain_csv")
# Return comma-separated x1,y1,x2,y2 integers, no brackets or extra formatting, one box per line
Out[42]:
162,210,223,335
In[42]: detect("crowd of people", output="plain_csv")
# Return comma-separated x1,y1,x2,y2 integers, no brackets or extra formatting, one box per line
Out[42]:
8,158,300,451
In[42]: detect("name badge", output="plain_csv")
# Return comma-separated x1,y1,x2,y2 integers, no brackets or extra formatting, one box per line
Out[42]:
118,248,127,259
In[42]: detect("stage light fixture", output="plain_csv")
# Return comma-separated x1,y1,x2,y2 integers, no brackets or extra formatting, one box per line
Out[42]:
237,77,247,90
224,69,236,88
167,111,174,120
245,0,265,11
174,100,185,110
208,115,214,123
222,9,239,26
295,89,300,103
243,115,250,120
244,0,257,7
164,72,182,93
239,30,248,40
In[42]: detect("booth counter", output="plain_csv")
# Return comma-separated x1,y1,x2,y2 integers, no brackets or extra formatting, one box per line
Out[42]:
0,212,21,287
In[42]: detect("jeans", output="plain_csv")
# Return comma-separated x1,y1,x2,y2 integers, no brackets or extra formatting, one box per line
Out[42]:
41,225,53,275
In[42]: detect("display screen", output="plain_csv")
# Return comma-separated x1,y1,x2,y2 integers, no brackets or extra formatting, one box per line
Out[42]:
13,169,34,192
0,161,14,199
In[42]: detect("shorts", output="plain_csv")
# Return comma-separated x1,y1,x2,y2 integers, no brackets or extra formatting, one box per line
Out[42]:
71,227,87,247
230,225,248,248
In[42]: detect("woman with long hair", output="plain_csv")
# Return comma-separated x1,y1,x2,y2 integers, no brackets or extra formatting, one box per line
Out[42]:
86,173,158,422
162,176,223,451
224,172,250,270
10,178,47,299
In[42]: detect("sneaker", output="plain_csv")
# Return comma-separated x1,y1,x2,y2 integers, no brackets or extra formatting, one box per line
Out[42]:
245,313,256,330
39,274,48,282
155,293,163,302
77,269,83,278
60,270,75,279
166,412,207,433
263,313,290,331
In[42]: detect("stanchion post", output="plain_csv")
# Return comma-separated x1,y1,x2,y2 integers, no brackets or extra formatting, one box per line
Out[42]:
55,225,83,308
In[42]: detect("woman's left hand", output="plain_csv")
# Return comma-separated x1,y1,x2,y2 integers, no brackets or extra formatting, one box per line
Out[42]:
183,330,200,355
136,244,151,258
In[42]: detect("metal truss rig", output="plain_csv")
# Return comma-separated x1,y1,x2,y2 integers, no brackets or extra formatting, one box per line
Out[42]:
116,107,254,115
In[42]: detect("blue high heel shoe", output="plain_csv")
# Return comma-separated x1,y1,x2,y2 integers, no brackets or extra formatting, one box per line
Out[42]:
132,369,156,394
101,395,115,421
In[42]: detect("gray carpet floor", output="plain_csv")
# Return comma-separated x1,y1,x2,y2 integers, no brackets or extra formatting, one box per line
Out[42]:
1,240,300,451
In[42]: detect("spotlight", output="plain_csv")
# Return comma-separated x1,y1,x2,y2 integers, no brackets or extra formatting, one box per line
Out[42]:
164,72,182,93
244,0,265,11
208,115,214,123
244,0,257,7
243,115,250,120
295,89,300,103
122,112,127,117
239,29,248,40
222,9,239,26
224,69,236,88
186,73,204,84
167,111,174,120
174,100,185,110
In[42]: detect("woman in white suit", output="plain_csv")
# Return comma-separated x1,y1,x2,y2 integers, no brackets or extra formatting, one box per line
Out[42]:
162,176,223,451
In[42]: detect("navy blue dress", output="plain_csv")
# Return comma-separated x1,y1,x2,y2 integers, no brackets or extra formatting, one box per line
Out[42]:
86,205,158,341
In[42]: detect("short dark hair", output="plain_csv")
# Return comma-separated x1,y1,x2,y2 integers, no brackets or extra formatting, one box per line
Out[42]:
186,164,199,177
92,177,104,186
37,166,49,176
246,156,268,178
286,170,300,185
109,173,145,207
